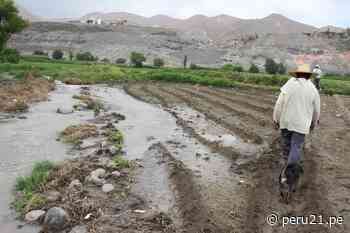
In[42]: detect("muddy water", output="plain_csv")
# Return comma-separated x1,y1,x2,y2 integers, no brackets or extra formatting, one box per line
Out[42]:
93,86,245,228
0,83,93,233
0,84,252,232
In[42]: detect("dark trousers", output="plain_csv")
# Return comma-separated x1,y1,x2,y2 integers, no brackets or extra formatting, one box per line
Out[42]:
281,129,305,165
314,78,321,90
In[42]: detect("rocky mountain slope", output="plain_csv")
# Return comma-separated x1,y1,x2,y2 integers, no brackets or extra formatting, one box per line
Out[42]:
8,10,350,73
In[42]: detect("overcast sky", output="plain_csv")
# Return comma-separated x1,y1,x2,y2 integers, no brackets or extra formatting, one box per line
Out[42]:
16,0,349,28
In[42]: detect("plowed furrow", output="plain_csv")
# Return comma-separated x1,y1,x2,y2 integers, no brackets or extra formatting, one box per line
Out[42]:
155,143,228,233
191,86,274,114
175,86,270,127
154,85,264,144
218,87,277,105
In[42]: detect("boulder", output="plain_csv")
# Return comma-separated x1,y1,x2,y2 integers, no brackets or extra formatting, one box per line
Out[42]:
25,210,46,223
102,184,114,193
69,225,88,233
43,207,69,231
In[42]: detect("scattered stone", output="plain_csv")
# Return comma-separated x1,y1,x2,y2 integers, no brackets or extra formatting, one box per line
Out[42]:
56,108,74,114
25,210,46,223
45,191,61,202
111,171,121,178
102,184,115,193
43,207,69,231
134,209,146,214
69,179,83,190
69,225,88,233
88,168,106,186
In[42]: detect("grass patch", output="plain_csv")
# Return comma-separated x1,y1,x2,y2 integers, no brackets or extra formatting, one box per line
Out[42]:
107,129,124,153
111,156,131,169
14,161,54,215
60,124,98,145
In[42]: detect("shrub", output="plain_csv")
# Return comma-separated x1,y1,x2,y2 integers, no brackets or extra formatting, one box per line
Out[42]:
52,50,64,60
249,64,260,73
76,52,98,61
190,63,199,69
222,64,234,70
232,64,244,72
130,52,146,67
277,62,287,74
33,50,47,56
153,58,165,67
116,58,127,64
101,58,110,63
265,58,278,74
0,48,20,63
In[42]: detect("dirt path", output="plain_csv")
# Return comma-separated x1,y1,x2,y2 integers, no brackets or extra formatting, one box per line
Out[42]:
125,82,350,233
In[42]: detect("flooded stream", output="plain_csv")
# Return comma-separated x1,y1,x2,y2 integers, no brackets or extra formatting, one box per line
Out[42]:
0,84,244,232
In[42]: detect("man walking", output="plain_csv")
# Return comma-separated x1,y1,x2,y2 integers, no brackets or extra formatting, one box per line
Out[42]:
273,64,320,166
313,64,322,90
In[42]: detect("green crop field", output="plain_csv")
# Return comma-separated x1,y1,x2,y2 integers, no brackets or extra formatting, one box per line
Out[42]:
1,57,350,95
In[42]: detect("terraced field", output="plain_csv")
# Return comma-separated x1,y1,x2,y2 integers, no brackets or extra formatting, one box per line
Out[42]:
125,82,350,233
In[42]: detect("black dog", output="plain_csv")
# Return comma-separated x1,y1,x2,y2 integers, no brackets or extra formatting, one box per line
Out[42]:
279,163,304,204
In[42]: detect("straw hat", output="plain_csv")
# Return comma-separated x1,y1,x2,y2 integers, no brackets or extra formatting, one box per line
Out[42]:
289,64,314,77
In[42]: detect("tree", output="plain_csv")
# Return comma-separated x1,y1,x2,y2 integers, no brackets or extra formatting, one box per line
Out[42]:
183,55,188,68
76,52,97,61
249,63,260,73
116,58,126,64
52,50,64,60
265,58,278,74
277,62,287,74
0,48,19,63
0,0,28,50
130,52,146,67
153,58,164,67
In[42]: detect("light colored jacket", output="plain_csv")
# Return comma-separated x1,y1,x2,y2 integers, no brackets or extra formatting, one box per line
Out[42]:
273,77,320,134
313,68,322,79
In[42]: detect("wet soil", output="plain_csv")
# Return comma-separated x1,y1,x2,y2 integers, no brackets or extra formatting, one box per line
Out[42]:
125,81,350,233
1,80,350,233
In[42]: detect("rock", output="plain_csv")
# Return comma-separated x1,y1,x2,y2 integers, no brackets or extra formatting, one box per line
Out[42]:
17,115,27,119
102,184,114,193
69,179,83,190
56,108,74,114
88,168,106,186
336,114,342,118
45,191,61,202
25,210,46,223
69,225,88,233
43,207,69,231
111,171,121,178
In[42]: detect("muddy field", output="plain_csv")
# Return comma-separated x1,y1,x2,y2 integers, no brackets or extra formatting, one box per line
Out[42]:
124,82,350,233
1,80,350,233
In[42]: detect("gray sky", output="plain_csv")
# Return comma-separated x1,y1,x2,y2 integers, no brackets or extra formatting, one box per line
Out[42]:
16,0,349,27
